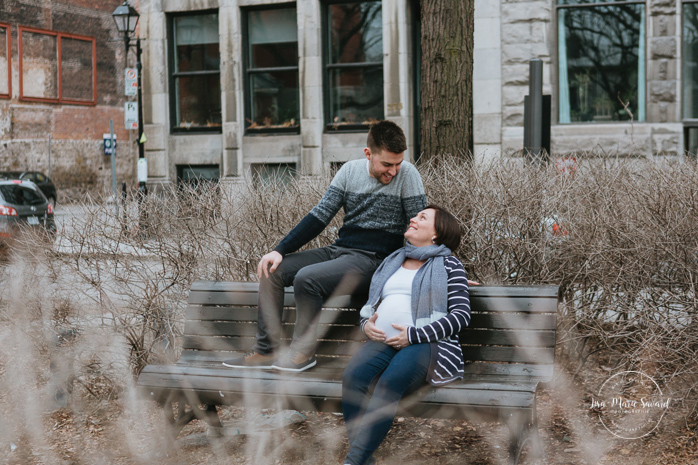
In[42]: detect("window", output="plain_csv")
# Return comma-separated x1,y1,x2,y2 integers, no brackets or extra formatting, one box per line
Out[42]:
177,164,220,186
168,12,221,132
0,23,10,99
685,125,698,156
0,185,45,206
244,5,300,133
251,163,297,185
557,0,645,123
18,27,96,105
324,1,383,129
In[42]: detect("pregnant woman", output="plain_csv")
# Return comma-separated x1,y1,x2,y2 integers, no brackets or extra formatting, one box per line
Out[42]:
342,204,471,465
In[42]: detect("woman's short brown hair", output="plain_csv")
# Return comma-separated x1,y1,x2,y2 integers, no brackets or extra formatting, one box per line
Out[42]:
427,204,461,252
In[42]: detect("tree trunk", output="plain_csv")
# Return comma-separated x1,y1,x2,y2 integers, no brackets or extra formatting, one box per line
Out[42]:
420,0,474,162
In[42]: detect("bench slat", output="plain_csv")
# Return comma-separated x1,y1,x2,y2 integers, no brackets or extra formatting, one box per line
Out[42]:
184,308,555,330
188,283,558,312
184,321,362,340
469,313,556,330
461,346,554,364
189,281,559,299
459,329,555,347
175,352,555,381
177,350,352,367
469,296,558,313
188,290,365,309
185,306,361,325
182,336,363,356
142,364,542,393
138,368,537,409
175,352,554,381
461,362,553,380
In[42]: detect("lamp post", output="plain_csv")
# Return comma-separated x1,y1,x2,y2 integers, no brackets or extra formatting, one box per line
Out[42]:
112,1,147,196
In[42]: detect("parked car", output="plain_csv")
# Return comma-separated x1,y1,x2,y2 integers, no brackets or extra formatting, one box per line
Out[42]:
0,179,56,240
0,171,57,205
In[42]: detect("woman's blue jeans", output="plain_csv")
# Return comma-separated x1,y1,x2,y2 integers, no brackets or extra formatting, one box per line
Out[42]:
342,340,431,465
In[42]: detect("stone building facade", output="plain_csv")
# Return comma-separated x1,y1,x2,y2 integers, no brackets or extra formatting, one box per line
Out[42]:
139,0,420,187
0,0,138,201
136,0,692,190
3,0,689,196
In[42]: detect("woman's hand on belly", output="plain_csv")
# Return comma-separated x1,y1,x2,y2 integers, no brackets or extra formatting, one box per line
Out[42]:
364,313,386,342
385,324,410,349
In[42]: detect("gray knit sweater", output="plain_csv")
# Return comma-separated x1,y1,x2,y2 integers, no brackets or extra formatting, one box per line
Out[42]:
274,159,427,257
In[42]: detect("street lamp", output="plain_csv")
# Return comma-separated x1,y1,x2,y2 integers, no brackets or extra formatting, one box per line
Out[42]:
112,1,147,195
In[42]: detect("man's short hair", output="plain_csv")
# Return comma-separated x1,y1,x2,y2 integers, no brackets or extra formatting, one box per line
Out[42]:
427,204,462,252
367,120,407,154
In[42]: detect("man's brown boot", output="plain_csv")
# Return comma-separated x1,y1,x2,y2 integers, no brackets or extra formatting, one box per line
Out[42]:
222,350,275,369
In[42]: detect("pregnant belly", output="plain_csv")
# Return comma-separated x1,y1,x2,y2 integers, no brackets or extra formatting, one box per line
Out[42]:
374,295,413,339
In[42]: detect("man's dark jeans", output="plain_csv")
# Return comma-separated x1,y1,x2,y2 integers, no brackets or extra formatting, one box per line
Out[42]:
253,245,383,356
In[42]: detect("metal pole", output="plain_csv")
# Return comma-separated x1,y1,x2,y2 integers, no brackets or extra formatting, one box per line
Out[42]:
48,135,51,178
136,39,147,196
135,39,147,235
109,119,118,216
528,59,543,163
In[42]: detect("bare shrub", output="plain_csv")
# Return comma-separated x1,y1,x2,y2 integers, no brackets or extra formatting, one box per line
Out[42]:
11,156,698,402
422,155,698,398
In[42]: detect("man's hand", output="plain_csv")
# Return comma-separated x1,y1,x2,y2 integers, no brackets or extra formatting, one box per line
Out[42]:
385,324,410,349
258,251,283,278
364,313,386,342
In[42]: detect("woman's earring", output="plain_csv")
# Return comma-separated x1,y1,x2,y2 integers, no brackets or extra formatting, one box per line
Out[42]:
432,238,436,244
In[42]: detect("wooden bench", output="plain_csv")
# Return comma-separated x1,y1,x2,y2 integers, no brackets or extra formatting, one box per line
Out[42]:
137,281,559,465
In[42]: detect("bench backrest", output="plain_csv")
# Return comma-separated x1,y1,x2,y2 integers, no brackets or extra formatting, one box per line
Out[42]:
181,281,559,381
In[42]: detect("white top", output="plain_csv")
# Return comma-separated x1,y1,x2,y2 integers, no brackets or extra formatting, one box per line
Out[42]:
374,266,417,339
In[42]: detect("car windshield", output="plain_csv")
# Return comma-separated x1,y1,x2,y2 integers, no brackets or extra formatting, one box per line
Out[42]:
0,185,45,206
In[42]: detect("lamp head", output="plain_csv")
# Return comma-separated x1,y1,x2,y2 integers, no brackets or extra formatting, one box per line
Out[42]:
112,1,140,35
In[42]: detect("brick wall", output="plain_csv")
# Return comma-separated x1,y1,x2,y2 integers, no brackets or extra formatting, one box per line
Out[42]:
0,0,138,201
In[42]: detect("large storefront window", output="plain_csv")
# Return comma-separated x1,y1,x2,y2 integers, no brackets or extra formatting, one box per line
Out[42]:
244,6,300,133
324,1,383,129
169,12,221,132
558,0,645,123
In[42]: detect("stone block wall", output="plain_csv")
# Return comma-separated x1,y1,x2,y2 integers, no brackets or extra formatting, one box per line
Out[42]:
499,0,553,156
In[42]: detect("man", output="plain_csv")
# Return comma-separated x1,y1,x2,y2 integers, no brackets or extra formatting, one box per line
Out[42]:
223,120,427,372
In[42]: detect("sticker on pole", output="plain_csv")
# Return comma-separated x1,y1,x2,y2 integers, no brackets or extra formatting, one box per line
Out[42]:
125,68,138,96
137,158,148,183
125,101,139,130
103,134,117,156
591,370,670,439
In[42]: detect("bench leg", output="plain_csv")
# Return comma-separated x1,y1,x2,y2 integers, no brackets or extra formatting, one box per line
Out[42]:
162,393,224,441
506,408,544,465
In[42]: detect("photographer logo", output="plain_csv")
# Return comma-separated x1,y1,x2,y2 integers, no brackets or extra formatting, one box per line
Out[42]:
591,370,670,439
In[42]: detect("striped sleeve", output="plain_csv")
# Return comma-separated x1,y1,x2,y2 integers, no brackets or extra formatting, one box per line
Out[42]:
407,256,470,344
360,317,369,334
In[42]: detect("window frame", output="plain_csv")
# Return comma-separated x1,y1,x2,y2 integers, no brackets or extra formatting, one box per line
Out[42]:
166,10,222,135
0,23,10,99
683,1,698,155
321,0,384,132
17,26,96,105
555,0,646,124
682,0,698,138
242,2,300,135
